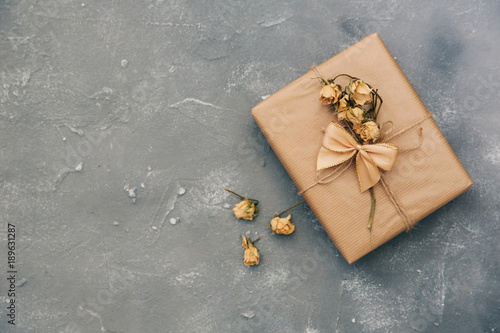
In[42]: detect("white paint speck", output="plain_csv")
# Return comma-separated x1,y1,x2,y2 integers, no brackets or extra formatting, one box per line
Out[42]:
152,226,158,230
223,203,231,209
241,312,255,319
81,2,85,7
147,166,152,171
262,269,290,289
178,187,186,195
120,59,128,68
174,269,201,286
124,185,137,198
169,98,228,110
485,146,500,165
16,278,27,287
352,318,356,323
67,125,84,136
261,94,271,100
62,137,66,141
342,276,401,330
113,221,119,226
260,13,293,28
170,217,179,225
305,319,320,333
141,183,145,188
75,163,83,172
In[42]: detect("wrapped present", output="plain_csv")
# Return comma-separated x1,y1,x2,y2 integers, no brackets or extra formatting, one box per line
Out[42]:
252,33,472,263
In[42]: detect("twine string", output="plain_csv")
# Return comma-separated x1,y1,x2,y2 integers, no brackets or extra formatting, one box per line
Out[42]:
380,121,394,138
311,65,326,84
298,159,353,196
400,127,424,153
379,175,412,231
385,113,432,141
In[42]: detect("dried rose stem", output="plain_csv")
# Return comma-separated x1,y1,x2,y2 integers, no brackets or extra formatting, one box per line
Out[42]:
331,73,358,83
248,236,261,246
372,89,383,120
224,188,259,204
367,187,376,229
251,236,261,243
274,200,306,218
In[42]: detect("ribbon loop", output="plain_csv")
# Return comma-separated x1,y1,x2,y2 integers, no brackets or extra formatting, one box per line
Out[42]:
316,122,399,192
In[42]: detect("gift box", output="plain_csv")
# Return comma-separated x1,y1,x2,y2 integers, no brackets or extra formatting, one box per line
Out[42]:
252,33,473,264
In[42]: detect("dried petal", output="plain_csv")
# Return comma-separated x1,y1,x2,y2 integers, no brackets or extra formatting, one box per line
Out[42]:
320,83,342,105
349,80,372,105
337,95,350,121
346,107,365,127
357,121,380,143
233,199,257,220
244,247,260,266
241,235,260,266
270,214,295,235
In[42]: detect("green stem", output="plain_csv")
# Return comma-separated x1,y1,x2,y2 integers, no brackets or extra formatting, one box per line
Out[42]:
311,76,328,85
344,117,364,144
331,73,359,83
224,188,259,205
250,236,261,244
367,187,376,229
373,89,383,120
274,200,306,218
371,90,377,115
247,236,261,247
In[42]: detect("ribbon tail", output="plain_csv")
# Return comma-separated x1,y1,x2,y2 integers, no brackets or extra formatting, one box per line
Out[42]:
356,152,381,192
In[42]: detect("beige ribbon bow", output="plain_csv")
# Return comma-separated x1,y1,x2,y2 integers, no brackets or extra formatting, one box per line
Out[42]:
317,122,399,192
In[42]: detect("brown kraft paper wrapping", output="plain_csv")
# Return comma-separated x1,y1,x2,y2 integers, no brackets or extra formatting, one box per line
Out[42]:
252,33,473,264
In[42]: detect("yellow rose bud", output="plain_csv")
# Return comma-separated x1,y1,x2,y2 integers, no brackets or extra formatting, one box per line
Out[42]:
349,79,372,105
241,235,260,266
319,83,342,105
270,214,295,235
233,199,258,221
336,95,350,121
357,121,380,143
346,107,365,127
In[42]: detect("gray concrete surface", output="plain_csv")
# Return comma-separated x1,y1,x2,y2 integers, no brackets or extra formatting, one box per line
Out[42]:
0,1,499,332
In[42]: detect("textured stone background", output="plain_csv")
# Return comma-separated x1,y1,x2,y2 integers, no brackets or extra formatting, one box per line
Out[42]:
0,1,499,332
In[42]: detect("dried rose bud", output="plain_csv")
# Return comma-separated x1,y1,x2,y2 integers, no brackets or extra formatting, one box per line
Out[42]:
336,96,350,121
241,235,260,266
270,214,295,235
349,79,372,105
346,107,365,127
357,121,380,143
233,199,258,221
319,83,342,105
